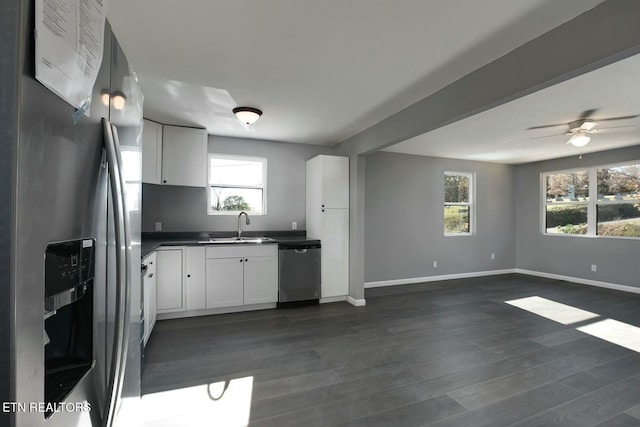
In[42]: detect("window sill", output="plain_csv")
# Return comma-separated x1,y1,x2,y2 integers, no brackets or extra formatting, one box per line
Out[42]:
208,211,266,216
542,233,639,241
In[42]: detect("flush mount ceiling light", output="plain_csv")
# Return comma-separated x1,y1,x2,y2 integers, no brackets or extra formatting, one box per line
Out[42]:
568,130,591,147
233,107,262,125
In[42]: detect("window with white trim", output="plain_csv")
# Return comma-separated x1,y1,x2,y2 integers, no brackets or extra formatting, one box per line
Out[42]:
543,170,589,235
444,172,474,235
207,154,267,215
596,163,640,237
542,161,640,238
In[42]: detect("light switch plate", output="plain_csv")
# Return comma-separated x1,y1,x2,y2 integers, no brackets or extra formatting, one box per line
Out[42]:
155,221,162,231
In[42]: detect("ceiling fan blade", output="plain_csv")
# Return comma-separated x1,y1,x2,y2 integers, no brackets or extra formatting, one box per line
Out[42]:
527,123,567,130
529,133,566,140
579,121,597,131
597,125,637,133
578,109,598,120
528,110,598,130
527,112,637,132
597,114,640,122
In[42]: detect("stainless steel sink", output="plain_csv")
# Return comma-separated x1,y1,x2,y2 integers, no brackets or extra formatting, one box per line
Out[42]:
205,236,274,244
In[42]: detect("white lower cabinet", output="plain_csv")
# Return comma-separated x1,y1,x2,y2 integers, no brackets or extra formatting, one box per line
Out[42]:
205,258,244,308
142,251,157,346
205,244,278,308
243,256,278,304
319,209,349,298
154,244,278,318
155,248,184,313
185,246,206,310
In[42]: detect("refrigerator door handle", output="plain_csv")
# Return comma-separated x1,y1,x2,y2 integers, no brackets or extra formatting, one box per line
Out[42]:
102,118,132,427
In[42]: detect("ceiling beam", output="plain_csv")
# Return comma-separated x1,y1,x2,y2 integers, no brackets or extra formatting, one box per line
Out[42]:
337,0,640,156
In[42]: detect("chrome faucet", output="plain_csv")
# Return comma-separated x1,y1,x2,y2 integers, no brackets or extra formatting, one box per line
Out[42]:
237,211,250,238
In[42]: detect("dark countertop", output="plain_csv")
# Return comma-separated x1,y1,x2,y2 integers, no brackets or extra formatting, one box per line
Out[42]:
141,230,320,258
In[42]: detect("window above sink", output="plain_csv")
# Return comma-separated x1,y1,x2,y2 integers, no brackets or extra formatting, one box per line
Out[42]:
207,153,267,216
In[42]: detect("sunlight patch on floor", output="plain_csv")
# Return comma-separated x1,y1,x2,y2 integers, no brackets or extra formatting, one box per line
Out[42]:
139,376,253,427
578,318,640,353
505,296,600,325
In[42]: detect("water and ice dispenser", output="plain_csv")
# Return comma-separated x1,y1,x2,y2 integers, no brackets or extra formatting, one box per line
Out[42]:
44,239,95,418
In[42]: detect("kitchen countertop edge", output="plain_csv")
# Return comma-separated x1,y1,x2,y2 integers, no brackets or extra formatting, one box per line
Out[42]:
141,231,320,258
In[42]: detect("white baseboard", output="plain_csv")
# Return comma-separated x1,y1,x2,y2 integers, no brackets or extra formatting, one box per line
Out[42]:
320,295,366,306
347,296,366,307
515,269,640,294
364,269,517,289
157,302,276,320
320,295,347,304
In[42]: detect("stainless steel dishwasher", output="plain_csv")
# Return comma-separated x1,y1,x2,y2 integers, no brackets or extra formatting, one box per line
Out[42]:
278,241,321,307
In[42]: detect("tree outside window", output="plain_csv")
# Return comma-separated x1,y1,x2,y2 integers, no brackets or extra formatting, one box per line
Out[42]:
207,154,267,215
542,162,640,238
444,172,474,235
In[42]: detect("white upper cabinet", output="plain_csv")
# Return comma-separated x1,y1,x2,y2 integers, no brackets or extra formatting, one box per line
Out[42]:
141,119,163,184
161,125,208,187
306,155,349,209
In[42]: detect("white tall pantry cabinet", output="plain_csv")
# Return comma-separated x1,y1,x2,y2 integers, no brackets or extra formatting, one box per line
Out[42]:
306,155,349,299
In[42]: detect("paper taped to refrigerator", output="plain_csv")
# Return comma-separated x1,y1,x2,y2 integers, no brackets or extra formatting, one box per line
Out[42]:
35,0,109,112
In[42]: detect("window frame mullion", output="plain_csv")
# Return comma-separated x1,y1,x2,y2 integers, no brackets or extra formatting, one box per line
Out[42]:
587,168,597,236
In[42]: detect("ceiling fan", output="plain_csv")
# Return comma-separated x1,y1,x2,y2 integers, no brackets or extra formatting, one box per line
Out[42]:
528,109,638,147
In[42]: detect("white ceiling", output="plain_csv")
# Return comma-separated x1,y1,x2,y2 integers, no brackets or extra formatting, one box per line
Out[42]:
385,53,640,164
106,0,640,163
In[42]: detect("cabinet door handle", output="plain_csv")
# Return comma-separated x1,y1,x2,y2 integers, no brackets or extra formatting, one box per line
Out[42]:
240,259,243,262
187,274,191,278
148,273,153,278
245,258,248,262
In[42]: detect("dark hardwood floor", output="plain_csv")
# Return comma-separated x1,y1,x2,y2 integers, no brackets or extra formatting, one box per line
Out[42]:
141,274,640,426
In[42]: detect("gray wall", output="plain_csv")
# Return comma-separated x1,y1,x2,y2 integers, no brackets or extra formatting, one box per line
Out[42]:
142,135,335,232
365,152,516,283
515,145,640,288
338,0,640,298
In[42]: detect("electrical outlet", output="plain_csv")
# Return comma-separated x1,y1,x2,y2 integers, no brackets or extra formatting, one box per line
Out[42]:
491,253,495,260
154,221,162,231
433,261,437,268
291,221,297,230
591,264,597,272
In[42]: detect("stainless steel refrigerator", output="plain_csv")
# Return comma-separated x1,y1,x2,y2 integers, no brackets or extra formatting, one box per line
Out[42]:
1,1,143,426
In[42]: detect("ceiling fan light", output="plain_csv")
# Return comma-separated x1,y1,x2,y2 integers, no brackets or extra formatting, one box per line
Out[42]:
233,107,262,125
569,131,590,147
